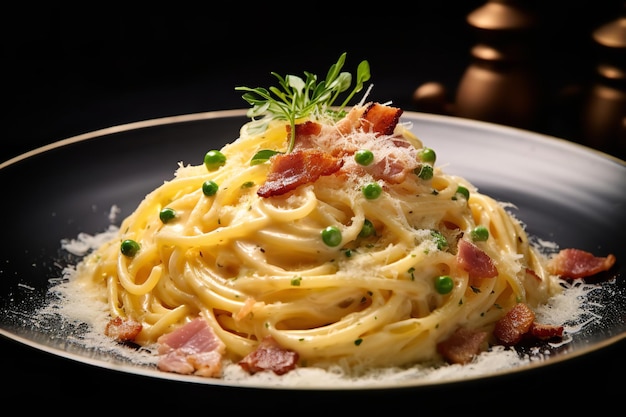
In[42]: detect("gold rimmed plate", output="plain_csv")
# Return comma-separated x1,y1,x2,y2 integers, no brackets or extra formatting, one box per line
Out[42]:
1,110,624,402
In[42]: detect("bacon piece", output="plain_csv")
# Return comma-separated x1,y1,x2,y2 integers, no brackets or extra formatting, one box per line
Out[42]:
276,103,415,186
494,303,564,346
547,248,616,279
104,316,142,342
493,303,536,346
456,239,498,279
437,327,488,364
335,102,403,136
290,120,323,151
360,102,403,135
157,317,226,377
529,322,564,340
239,336,299,375
257,149,343,197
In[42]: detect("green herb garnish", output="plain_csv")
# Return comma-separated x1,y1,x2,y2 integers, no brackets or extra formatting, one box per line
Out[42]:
250,149,281,165
236,52,371,156
430,230,449,251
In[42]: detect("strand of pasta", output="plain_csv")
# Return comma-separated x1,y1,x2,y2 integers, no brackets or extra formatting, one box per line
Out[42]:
71,113,566,373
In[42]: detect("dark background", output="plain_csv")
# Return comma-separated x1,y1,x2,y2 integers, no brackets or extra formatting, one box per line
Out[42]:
3,1,625,162
2,1,625,410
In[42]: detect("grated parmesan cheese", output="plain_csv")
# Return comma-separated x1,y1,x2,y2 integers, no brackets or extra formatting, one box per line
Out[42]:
29,205,609,388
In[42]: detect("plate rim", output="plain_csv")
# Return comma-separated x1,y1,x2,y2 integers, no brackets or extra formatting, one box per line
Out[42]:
2,109,624,170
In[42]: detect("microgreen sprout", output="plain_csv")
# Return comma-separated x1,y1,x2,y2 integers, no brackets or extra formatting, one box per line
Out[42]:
236,52,371,155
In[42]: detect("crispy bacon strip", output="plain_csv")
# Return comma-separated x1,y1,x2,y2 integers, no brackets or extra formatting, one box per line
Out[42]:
437,327,488,364
257,103,412,197
257,149,343,197
361,102,403,135
494,303,564,346
456,239,498,279
336,103,403,136
529,322,564,340
104,316,142,342
493,303,536,346
239,336,299,375
438,304,565,365
547,248,616,279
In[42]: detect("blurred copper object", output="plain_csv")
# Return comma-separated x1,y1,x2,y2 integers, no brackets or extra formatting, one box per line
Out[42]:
414,0,540,129
579,4,626,155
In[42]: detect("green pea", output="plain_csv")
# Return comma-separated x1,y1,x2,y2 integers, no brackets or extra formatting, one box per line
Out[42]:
435,275,454,294
471,225,489,241
418,147,436,163
159,207,176,223
455,185,470,200
202,180,219,196
120,239,140,257
354,149,374,166
358,219,376,238
362,182,382,200
204,150,226,171
321,226,342,247
416,164,433,180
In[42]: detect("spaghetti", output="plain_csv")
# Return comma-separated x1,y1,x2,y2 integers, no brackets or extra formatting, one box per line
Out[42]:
68,55,615,378
71,101,565,375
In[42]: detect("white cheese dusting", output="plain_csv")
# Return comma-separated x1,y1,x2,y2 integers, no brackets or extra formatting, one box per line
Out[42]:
30,205,608,388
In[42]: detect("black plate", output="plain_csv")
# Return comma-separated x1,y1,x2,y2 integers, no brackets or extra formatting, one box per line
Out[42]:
1,110,625,402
